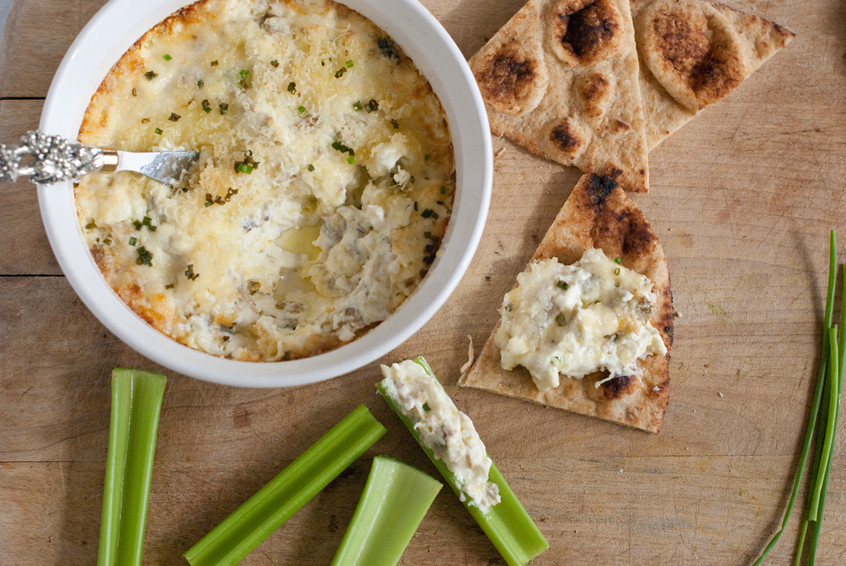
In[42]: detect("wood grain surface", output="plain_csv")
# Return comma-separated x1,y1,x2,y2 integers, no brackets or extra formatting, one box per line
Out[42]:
1,0,845,564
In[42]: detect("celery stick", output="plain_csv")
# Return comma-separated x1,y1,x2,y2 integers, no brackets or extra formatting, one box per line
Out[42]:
378,357,548,566
331,456,442,566
184,405,386,566
98,368,167,566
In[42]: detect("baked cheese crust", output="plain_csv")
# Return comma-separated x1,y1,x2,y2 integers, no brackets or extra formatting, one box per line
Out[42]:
76,0,455,362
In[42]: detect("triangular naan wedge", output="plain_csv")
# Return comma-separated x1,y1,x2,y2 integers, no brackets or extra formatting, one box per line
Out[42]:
469,0,651,192
632,0,795,149
459,174,673,433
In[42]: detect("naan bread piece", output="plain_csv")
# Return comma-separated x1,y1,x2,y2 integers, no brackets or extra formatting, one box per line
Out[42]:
632,0,794,149
459,174,673,433
470,0,650,192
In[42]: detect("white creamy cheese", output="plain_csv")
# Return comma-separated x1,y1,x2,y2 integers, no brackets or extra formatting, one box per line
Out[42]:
495,249,667,391
380,360,501,514
75,0,454,361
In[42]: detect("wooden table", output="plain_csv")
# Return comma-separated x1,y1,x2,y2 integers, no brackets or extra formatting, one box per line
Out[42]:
2,0,845,563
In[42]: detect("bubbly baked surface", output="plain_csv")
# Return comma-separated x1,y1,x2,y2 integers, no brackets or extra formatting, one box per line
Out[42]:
76,0,454,361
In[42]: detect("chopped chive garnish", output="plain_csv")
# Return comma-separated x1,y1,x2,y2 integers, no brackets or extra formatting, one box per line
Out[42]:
201,99,211,113
330,456,441,566
307,164,315,172
239,69,249,79
128,237,137,246
440,186,446,194
287,81,296,93
378,358,549,566
85,221,97,230
298,105,306,113
197,80,204,88
347,155,355,164
345,59,354,68
421,209,437,219
135,246,153,266
210,60,218,66
614,267,621,276
353,100,362,111
424,153,431,161
131,88,137,97
236,163,253,174
185,264,199,281
97,369,166,566
365,99,379,113
391,119,399,129
168,112,181,122
219,102,229,115
163,54,172,61
614,256,623,264
335,68,346,78
557,280,568,290
271,60,279,67
234,151,259,174
154,128,162,135
144,71,157,80
184,405,386,566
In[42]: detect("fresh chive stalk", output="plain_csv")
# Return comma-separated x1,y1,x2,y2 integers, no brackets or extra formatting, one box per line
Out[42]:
377,357,549,566
184,405,386,566
97,368,167,566
755,230,843,565
331,456,442,566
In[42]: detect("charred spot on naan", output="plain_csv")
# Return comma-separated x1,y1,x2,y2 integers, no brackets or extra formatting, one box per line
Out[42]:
548,0,624,66
601,374,635,398
546,117,589,160
637,0,747,111
574,69,616,124
473,37,549,116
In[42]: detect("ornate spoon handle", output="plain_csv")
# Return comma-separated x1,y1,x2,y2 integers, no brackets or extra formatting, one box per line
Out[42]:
0,130,112,185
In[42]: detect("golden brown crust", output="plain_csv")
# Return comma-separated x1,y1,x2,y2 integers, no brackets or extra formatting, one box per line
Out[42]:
469,0,650,192
459,173,673,433
632,0,794,148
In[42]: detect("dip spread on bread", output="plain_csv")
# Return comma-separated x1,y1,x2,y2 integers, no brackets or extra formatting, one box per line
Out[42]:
75,0,454,361
495,248,667,391
380,360,501,513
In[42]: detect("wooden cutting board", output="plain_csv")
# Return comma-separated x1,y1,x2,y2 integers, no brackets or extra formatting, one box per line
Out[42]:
1,0,845,564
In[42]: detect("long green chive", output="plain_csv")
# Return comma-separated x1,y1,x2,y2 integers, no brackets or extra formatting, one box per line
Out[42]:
184,405,386,566
378,358,549,566
754,231,841,565
330,456,441,566
97,369,167,566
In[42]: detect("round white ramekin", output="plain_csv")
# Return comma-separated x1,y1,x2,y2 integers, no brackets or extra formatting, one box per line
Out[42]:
39,0,492,387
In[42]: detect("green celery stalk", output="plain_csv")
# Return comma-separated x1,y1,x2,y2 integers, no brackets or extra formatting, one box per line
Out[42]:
98,368,167,566
184,404,386,566
377,357,549,566
331,456,442,566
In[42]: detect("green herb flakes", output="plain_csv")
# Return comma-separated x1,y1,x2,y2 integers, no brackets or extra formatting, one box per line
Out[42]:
335,67,346,78
297,105,306,114
219,102,229,115
154,127,163,136
144,71,157,80
365,99,379,113
557,280,568,290
136,246,153,266
287,81,296,93
163,54,172,61
271,60,279,67
185,264,199,281
307,164,315,172
197,80,204,88
128,237,137,246
201,99,211,113
168,112,181,122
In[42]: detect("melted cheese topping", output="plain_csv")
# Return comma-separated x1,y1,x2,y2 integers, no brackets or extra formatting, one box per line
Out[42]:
380,360,501,514
495,249,667,391
75,0,454,361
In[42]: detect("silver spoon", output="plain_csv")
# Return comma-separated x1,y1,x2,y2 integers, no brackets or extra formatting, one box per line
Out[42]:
0,130,198,186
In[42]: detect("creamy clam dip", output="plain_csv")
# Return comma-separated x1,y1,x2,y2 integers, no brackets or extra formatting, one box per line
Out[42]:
75,0,454,361
380,360,501,514
495,249,667,391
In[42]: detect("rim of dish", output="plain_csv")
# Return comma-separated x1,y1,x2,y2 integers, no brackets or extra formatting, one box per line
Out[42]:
37,0,492,387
